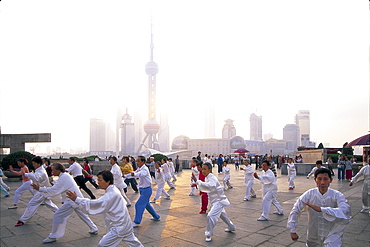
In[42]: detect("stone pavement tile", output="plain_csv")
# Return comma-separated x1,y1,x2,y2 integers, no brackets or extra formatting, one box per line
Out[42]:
235,233,271,246
1,232,44,247
0,226,13,238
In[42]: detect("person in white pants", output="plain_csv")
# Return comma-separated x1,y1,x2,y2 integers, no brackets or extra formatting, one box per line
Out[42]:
240,159,256,201
192,162,236,242
31,163,98,244
66,170,143,247
0,168,10,191
8,158,35,209
222,161,233,190
189,159,199,196
287,168,351,246
254,160,284,221
15,156,58,227
168,158,177,181
161,158,175,189
349,158,370,214
287,158,296,190
150,162,170,203
109,156,131,207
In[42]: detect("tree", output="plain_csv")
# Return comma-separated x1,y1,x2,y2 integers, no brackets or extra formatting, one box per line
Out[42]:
342,142,353,156
317,143,324,149
1,151,36,171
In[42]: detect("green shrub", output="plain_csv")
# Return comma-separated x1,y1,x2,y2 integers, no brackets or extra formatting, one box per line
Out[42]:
1,151,36,171
146,154,168,163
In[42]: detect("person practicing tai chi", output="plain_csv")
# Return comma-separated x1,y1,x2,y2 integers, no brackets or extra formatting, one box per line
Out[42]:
109,156,131,207
287,168,351,246
15,156,58,227
349,157,370,214
307,160,325,179
150,161,170,203
287,158,296,190
124,156,161,227
222,161,233,190
191,162,236,242
240,159,256,201
254,160,284,221
66,170,143,247
31,163,98,244
8,158,35,209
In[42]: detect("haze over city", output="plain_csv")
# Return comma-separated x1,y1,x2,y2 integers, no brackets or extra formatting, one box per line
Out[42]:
0,1,368,155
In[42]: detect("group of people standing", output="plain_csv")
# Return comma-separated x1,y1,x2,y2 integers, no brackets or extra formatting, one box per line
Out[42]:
2,153,369,246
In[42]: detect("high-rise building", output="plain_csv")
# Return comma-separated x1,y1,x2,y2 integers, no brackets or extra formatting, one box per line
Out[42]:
90,118,115,153
295,110,310,146
158,113,170,152
250,113,262,141
283,124,300,153
121,109,135,155
222,119,236,139
205,104,215,138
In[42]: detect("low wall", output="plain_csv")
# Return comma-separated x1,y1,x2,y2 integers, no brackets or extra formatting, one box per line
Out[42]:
281,163,316,175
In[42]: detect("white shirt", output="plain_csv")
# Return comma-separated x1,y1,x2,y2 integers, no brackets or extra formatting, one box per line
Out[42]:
351,164,370,186
287,162,296,177
196,173,230,207
287,188,351,244
75,185,131,234
66,162,83,177
39,172,83,204
223,165,230,180
258,169,278,194
243,165,255,184
154,167,165,184
307,166,326,178
25,166,51,188
125,165,152,188
110,164,127,190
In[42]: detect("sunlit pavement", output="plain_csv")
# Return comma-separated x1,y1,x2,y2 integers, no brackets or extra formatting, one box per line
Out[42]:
1,167,369,246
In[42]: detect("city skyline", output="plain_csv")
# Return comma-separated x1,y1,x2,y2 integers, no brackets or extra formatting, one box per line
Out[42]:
0,1,368,155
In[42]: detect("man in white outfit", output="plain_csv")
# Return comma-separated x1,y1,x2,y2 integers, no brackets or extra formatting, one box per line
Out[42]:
349,158,370,214
31,163,98,244
66,170,143,247
307,160,326,179
15,156,58,227
109,156,131,206
287,168,351,246
191,162,236,242
254,160,284,221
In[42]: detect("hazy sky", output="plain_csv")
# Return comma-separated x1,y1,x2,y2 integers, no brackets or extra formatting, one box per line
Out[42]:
0,1,368,154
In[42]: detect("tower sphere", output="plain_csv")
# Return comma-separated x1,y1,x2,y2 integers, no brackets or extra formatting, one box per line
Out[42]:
145,61,158,75
144,119,160,134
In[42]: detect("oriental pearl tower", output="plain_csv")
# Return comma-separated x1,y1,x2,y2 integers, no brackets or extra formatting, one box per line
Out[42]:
137,24,161,153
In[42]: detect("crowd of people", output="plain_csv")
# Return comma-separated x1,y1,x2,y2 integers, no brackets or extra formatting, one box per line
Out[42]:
0,152,369,246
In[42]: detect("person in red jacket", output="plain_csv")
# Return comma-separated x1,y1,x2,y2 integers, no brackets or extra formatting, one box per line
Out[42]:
197,162,209,214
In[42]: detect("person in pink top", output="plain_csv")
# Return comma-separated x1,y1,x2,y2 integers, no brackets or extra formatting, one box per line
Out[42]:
8,158,35,209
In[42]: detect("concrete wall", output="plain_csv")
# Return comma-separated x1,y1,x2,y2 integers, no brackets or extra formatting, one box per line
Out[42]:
293,149,324,163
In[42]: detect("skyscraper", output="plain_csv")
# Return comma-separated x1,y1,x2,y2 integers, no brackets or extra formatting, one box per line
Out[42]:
137,23,161,153
295,110,310,146
158,113,170,152
250,113,262,141
90,118,114,152
283,124,300,153
205,104,215,138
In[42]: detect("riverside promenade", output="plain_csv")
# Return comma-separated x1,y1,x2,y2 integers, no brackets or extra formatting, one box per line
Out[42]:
1,167,369,247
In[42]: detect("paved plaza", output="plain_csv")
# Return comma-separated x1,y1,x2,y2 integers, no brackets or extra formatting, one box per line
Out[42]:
1,166,369,247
